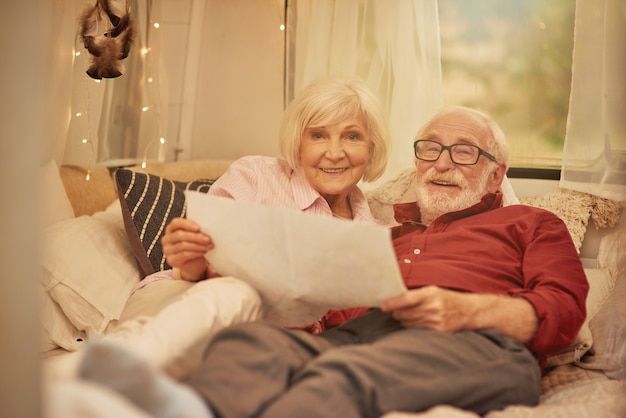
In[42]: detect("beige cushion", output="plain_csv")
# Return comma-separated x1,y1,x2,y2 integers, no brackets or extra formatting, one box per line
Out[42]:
41,159,75,228
520,189,593,253
129,159,235,182
60,165,118,216
519,188,622,254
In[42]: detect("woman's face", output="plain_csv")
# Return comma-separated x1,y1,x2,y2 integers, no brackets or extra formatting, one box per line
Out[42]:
299,116,373,200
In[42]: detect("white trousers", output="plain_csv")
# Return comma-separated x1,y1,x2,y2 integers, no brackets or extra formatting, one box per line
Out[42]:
44,277,264,381
107,277,264,380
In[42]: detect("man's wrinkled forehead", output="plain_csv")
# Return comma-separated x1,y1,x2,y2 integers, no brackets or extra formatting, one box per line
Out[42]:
420,112,491,146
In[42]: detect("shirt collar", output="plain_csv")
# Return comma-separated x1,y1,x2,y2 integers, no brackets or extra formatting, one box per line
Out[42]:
393,191,504,225
348,187,376,222
289,168,373,220
290,168,326,211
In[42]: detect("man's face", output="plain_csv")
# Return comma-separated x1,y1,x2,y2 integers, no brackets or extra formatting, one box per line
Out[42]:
414,111,505,220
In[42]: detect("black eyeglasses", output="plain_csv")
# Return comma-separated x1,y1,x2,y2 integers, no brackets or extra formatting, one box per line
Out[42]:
413,140,497,165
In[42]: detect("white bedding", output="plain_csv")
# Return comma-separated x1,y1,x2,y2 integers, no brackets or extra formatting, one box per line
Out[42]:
44,365,625,418
382,366,626,418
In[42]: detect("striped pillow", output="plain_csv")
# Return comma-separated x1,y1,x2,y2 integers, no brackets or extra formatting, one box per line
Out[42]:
114,168,215,277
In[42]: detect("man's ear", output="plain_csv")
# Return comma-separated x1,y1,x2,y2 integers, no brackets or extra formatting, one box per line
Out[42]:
487,163,507,193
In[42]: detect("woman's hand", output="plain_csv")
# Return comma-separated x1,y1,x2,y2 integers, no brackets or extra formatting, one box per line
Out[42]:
161,217,215,282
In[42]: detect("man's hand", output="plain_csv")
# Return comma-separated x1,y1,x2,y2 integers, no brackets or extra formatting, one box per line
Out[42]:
381,286,538,344
381,286,472,332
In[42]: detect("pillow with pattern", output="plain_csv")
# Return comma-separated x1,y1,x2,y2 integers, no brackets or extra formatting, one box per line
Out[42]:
114,168,215,277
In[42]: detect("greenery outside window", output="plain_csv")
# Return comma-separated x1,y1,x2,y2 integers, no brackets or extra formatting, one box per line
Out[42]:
439,0,575,170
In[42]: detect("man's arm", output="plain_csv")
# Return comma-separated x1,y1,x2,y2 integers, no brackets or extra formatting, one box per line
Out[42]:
381,286,538,344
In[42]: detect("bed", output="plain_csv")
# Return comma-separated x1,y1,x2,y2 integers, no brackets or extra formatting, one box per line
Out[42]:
40,159,626,417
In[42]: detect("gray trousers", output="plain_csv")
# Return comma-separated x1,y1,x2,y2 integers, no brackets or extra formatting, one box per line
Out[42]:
185,309,541,418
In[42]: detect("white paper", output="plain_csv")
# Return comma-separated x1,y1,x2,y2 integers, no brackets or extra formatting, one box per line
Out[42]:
185,192,407,326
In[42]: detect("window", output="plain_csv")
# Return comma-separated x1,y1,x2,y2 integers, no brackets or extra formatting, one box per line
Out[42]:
438,0,575,169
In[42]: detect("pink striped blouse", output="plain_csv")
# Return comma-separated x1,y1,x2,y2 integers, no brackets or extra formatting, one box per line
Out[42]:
208,155,377,223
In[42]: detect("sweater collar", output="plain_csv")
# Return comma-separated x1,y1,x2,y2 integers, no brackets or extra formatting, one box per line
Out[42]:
393,192,504,225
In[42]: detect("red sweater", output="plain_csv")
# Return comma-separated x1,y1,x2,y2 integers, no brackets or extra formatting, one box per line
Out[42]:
390,192,588,368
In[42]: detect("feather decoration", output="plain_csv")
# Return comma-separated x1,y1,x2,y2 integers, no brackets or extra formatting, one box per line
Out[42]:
86,37,123,79
79,0,136,80
112,12,136,60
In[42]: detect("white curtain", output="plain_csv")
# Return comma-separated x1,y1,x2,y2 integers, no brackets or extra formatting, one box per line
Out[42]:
286,0,442,185
561,0,626,201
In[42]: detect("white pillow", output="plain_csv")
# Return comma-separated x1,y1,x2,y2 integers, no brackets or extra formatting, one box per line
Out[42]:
597,227,626,280
39,202,141,350
582,263,626,379
546,267,617,367
576,227,626,378
40,284,87,352
41,159,75,228
499,175,520,205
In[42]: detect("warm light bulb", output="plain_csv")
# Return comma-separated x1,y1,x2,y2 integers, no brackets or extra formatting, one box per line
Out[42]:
142,106,150,112
280,24,285,31
147,77,153,83
159,137,166,144
75,51,81,57
141,47,150,55
81,138,88,144
153,22,160,29
75,112,83,117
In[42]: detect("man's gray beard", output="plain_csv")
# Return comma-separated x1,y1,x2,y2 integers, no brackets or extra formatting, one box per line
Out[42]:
415,168,490,223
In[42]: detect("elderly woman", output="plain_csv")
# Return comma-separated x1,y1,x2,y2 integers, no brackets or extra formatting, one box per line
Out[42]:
163,76,389,281
48,76,390,381
161,76,389,333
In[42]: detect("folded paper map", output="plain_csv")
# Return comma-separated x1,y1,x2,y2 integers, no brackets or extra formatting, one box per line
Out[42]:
185,191,407,326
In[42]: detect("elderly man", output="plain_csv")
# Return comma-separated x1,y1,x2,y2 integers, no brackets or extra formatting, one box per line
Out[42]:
79,106,588,418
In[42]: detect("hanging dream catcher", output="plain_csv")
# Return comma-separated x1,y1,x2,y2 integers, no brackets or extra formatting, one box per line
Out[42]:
79,0,137,79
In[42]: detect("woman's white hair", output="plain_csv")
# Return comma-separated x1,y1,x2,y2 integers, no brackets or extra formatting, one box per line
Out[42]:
279,76,390,182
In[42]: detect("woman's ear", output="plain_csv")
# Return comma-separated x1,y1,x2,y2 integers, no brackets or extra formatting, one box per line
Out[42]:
487,163,507,193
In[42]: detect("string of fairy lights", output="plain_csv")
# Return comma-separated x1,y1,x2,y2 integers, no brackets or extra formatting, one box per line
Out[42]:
70,45,99,181
69,0,164,179
139,1,166,169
